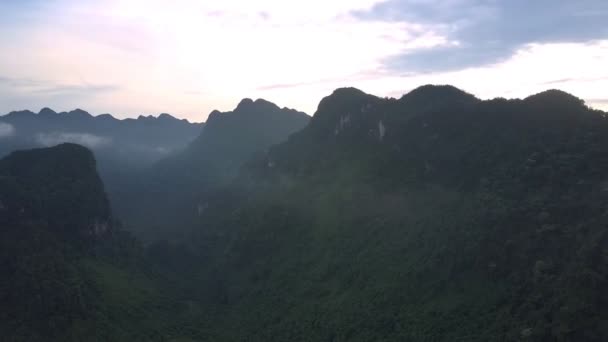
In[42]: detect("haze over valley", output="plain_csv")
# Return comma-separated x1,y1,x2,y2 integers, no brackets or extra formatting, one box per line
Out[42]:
1,1,607,341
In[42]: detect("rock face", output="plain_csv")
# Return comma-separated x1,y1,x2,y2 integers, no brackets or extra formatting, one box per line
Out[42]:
0,143,119,340
0,143,113,240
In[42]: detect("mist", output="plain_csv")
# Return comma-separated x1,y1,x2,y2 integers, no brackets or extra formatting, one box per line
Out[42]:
36,132,112,149
0,122,15,138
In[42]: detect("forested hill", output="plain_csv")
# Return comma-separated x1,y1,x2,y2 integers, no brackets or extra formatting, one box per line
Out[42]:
0,143,112,240
256,85,607,187
2,86,608,341
182,85,608,341
0,144,124,341
116,98,309,240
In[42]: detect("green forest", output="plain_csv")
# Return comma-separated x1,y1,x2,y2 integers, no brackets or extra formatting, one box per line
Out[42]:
1,86,607,341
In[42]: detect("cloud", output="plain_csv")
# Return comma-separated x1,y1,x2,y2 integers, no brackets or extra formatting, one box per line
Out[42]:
541,76,608,86
36,132,112,149
0,76,118,96
0,76,120,116
31,84,119,96
0,0,411,118
354,0,608,72
0,0,607,119
0,122,15,138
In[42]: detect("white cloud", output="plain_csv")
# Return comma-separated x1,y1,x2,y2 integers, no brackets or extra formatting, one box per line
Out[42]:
0,122,15,138
0,0,439,118
327,40,608,111
36,132,112,149
0,0,605,118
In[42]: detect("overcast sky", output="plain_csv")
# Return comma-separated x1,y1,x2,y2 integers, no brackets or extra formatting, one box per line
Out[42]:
1,0,607,121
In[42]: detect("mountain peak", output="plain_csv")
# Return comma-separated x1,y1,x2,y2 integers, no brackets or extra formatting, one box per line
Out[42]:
97,113,116,120
67,109,93,118
316,87,377,110
524,89,586,109
205,110,223,125
38,107,57,116
236,98,255,111
183,97,309,176
253,98,277,106
317,88,371,107
158,113,176,120
310,87,380,134
400,84,479,108
234,98,281,114
331,87,368,97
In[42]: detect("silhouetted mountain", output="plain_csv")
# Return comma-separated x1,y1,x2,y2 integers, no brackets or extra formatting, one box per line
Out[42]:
0,108,203,165
177,97,309,177
0,143,112,240
179,86,608,341
0,108,205,237
5,86,608,341
118,98,309,240
0,144,116,340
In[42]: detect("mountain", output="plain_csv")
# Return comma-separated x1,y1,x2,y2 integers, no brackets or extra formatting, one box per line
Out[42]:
0,108,203,166
118,98,310,240
0,143,113,239
0,108,205,236
0,144,112,340
0,144,189,341
175,85,608,341
4,86,608,341
162,97,309,180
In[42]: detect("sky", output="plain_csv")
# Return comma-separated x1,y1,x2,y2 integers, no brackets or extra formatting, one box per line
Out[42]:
0,0,607,122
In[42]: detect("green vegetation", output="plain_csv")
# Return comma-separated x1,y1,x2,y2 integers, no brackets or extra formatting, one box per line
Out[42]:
1,86,608,341
114,98,309,242
178,87,608,341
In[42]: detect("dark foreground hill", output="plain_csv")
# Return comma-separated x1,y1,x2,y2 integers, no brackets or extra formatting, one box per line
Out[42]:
0,144,165,341
0,143,111,237
177,86,608,341
0,144,113,340
3,86,608,341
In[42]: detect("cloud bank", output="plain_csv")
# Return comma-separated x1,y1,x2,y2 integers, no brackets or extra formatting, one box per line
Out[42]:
0,0,606,117
355,0,608,72
0,122,15,138
36,132,112,149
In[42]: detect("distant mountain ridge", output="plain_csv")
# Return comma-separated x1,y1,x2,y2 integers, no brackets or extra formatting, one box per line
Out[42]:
0,107,203,165
117,97,310,240
182,97,309,176
3,107,198,123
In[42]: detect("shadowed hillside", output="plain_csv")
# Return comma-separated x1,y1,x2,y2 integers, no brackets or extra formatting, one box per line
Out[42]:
116,98,310,241
2,86,607,341
179,85,608,341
